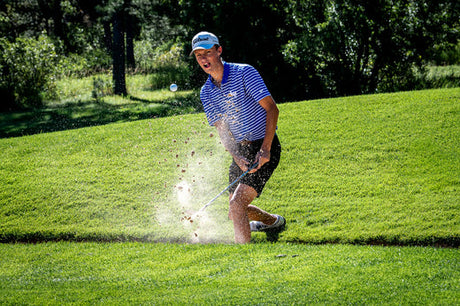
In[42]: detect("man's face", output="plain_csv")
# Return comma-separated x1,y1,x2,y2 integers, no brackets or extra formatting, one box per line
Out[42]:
194,46,223,74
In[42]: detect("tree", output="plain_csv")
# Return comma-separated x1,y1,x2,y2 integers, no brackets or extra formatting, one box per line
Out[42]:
103,0,143,95
282,0,460,97
1,0,457,105
112,4,127,95
36,0,68,50
177,0,305,102
0,35,59,110
126,13,135,69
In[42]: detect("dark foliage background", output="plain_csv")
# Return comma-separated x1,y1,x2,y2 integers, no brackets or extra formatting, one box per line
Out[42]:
0,0,459,110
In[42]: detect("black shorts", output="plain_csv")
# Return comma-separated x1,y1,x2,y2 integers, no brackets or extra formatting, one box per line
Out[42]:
229,134,281,197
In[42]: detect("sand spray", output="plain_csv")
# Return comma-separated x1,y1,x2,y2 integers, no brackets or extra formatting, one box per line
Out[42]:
154,130,234,243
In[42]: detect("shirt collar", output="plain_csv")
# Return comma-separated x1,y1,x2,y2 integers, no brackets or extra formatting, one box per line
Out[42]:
209,61,229,89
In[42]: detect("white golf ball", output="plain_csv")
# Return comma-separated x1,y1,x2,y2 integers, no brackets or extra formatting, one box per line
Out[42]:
170,83,178,92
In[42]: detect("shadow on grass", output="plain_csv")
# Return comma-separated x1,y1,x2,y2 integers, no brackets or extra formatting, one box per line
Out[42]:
0,92,202,138
1,230,458,247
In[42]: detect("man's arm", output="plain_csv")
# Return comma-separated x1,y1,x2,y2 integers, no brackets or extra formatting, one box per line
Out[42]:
214,94,279,173
252,95,279,173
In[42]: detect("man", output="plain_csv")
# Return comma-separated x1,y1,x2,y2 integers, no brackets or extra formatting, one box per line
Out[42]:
191,31,286,243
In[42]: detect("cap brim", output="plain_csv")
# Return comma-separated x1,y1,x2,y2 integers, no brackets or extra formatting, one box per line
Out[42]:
189,44,215,56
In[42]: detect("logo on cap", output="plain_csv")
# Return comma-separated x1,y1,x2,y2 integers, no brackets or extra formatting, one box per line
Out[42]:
191,31,219,55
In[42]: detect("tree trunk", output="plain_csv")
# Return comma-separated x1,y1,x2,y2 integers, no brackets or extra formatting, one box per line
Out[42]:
126,14,135,70
112,11,127,95
36,0,71,52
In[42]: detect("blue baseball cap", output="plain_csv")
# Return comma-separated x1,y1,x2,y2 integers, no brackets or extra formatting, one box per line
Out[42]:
190,31,220,55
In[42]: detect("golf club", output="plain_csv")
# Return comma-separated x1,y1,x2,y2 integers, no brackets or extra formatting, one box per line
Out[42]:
198,162,259,212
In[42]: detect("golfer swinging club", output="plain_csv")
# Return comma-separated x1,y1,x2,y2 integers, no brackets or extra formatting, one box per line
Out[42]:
191,31,286,243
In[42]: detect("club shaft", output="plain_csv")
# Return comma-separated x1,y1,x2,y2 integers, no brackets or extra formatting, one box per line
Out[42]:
199,162,258,211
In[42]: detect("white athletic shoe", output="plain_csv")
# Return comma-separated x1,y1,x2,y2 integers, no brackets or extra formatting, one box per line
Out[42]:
250,215,286,233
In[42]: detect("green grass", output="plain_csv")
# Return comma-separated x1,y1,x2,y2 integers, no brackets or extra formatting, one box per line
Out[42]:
0,242,458,304
273,88,460,246
0,87,458,246
0,86,459,304
0,74,201,138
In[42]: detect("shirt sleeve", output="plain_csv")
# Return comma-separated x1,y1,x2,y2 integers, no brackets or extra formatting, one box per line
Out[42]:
242,65,271,103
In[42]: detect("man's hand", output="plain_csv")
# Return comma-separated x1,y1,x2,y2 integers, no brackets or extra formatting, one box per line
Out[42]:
251,149,270,173
234,155,251,172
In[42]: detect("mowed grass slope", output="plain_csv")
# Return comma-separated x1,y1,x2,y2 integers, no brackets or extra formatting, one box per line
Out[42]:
271,88,460,246
0,88,459,246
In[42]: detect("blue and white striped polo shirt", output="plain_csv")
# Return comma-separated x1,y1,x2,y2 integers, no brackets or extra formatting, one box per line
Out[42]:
200,62,271,143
